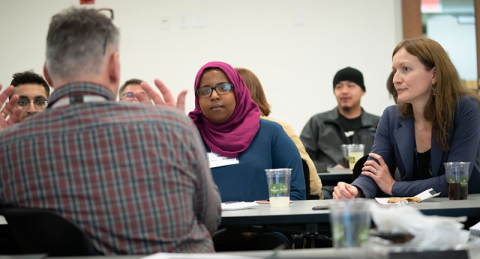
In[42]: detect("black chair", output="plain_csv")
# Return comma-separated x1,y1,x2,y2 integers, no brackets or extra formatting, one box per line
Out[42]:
352,155,369,180
214,230,292,251
0,224,21,254
0,207,100,256
302,159,317,200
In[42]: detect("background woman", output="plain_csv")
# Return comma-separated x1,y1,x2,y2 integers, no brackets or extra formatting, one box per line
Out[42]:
333,37,480,199
189,61,306,202
236,67,324,199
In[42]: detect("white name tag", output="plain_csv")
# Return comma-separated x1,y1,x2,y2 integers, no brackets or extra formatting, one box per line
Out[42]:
207,152,239,168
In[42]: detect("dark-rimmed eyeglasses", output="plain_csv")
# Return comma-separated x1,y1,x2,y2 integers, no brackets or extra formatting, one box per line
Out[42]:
16,99,48,111
97,8,114,55
196,83,234,98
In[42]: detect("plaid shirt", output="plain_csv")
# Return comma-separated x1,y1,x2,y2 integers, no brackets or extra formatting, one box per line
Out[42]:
0,83,221,254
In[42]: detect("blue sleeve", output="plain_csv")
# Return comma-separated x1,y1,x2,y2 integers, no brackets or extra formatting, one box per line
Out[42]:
272,123,306,200
351,107,394,198
392,97,480,197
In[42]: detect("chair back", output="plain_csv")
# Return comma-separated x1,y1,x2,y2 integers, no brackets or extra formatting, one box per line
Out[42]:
0,207,99,256
302,159,315,200
352,155,369,180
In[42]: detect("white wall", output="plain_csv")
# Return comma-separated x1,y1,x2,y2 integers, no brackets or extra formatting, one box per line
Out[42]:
426,15,477,81
0,0,400,134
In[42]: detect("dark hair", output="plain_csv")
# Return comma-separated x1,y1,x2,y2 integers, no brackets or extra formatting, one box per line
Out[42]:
236,68,271,116
10,70,50,98
119,78,144,97
46,7,119,81
386,70,396,102
392,37,480,151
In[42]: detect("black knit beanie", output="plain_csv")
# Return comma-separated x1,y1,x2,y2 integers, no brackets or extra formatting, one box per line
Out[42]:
333,67,366,92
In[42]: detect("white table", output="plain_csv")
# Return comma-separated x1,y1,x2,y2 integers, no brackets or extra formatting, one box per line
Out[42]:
220,194,480,229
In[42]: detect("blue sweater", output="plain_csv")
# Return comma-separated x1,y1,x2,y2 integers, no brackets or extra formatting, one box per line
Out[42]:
204,119,306,202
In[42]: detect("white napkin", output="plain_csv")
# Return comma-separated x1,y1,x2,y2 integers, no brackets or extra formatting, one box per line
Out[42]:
221,202,259,211
375,188,440,204
370,203,469,250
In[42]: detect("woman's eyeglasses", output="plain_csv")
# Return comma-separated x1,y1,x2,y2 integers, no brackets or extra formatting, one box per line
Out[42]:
196,83,233,98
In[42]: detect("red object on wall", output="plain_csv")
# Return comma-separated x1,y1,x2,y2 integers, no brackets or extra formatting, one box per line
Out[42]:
80,0,95,4
422,0,440,12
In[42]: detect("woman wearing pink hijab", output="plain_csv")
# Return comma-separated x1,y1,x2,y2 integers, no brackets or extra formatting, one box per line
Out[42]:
188,61,306,202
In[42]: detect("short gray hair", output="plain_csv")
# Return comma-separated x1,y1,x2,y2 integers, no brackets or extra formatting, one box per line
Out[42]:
46,7,120,81
119,78,144,97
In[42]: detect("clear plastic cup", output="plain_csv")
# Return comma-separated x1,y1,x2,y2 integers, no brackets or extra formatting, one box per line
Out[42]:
347,144,365,169
329,199,372,248
444,162,470,200
265,169,291,207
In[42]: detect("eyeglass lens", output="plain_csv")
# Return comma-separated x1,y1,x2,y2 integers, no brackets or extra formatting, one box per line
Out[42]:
196,83,233,98
121,92,151,102
17,99,48,111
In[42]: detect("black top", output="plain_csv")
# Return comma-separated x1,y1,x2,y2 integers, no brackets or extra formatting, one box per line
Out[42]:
412,149,432,181
338,113,363,142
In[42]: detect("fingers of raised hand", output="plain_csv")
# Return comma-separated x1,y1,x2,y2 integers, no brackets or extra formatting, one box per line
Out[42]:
2,95,19,116
7,107,22,125
1,90,19,126
0,85,14,107
176,90,188,113
134,92,153,104
154,79,174,105
141,81,165,105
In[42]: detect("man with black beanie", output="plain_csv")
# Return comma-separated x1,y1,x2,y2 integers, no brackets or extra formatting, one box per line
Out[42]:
300,67,380,180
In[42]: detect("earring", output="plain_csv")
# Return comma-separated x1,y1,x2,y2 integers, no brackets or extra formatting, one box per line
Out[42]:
433,87,436,96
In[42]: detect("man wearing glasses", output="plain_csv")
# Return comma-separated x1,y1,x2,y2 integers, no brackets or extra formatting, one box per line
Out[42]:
8,70,50,122
0,7,220,255
118,78,152,103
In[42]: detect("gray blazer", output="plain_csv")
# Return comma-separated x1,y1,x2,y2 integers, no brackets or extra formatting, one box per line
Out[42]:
352,96,480,198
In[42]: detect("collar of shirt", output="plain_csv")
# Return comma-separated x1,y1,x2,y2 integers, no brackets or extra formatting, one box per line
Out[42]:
48,82,116,108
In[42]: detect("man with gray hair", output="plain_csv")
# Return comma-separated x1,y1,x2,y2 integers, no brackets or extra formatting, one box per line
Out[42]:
0,7,221,254
118,78,152,102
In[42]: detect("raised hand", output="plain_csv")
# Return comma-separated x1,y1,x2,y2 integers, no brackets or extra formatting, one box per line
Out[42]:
0,84,22,131
137,79,188,114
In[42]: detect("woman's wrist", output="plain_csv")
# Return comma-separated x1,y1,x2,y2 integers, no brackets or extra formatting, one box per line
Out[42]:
389,180,396,196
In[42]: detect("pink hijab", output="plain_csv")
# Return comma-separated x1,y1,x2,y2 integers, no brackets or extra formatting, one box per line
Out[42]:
188,61,261,158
